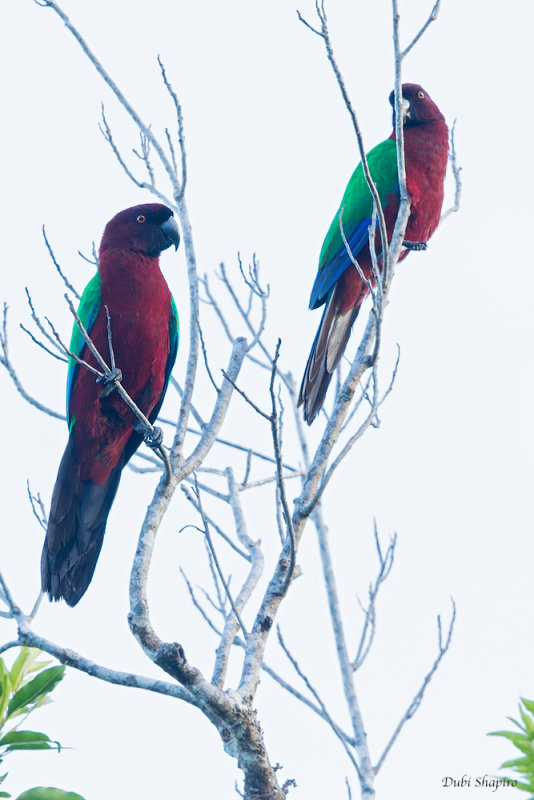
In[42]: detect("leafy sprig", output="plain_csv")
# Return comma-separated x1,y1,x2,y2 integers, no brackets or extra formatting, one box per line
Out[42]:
490,698,534,797
0,647,84,800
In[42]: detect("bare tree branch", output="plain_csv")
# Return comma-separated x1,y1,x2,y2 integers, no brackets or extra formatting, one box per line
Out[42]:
26,480,48,532
23,286,68,359
352,527,397,671
41,225,81,299
0,581,197,707
401,0,441,58
375,600,457,773
192,475,248,642
311,505,374,792
440,120,462,222
0,303,65,420
277,626,362,778
211,469,264,688
157,55,187,198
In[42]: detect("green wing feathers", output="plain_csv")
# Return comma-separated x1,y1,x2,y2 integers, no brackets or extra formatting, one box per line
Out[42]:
318,139,399,270
66,273,102,427
166,295,179,387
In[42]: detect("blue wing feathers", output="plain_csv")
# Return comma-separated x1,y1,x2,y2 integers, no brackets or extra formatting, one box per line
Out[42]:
309,216,374,309
309,138,400,310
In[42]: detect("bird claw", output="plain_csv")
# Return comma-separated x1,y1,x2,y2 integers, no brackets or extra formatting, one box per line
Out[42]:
403,240,428,251
144,426,164,450
97,367,123,397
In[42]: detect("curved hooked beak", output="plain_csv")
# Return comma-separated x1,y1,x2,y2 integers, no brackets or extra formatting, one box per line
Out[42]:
389,90,411,123
160,215,180,251
400,97,411,121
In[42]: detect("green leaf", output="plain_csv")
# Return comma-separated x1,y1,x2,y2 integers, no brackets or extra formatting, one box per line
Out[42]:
1,744,57,753
501,757,530,769
31,697,52,712
0,729,60,753
520,707,534,737
521,699,534,715
5,693,55,721
0,792,10,798
15,789,85,800
490,730,532,751
0,662,11,723
9,651,50,692
6,668,65,719
8,651,31,693
514,780,534,793
507,715,527,733
0,731,49,746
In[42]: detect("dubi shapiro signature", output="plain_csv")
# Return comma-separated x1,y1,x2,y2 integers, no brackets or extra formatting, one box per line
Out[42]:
442,775,518,791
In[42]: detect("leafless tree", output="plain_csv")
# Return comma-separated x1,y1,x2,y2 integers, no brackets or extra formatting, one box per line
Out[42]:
0,1,460,798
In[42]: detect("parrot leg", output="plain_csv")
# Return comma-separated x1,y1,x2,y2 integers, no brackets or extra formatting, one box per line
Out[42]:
97,367,123,397
144,426,164,449
403,240,428,251
133,421,164,449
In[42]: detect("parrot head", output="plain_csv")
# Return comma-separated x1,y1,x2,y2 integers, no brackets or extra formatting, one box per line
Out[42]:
100,203,180,257
389,83,445,128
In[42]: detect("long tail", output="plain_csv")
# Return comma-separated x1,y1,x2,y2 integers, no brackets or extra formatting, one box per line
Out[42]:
41,434,124,606
298,285,362,425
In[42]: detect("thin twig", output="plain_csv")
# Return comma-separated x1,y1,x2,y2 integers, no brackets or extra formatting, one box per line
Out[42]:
24,286,68,356
352,527,397,671
201,271,234,345
401,0,441,58
269,342,296,597
377,345,401,408
198,318,220,393
181,486,249,560
212,468,264,687
77,248,98,266
221,370,270,421
0,304,65,421
192,476,248,638
41,225,81,299
26,480,48,531
338,207,377,309
277,626,362,778
104,305,116,371
375,599,457,772
158,55,187,198
440,120,462,223
28,592,44,622
19,323,67,363
180,567,223,636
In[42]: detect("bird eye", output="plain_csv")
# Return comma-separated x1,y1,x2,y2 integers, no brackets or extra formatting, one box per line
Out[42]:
418,90,425,99
136,214,146,224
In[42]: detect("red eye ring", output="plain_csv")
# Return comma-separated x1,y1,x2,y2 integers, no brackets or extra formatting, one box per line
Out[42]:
418,90,425,99
136,214,146,224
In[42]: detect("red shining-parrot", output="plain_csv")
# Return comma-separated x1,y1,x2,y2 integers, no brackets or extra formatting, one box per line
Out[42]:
41,203,180,606
298,83,449,424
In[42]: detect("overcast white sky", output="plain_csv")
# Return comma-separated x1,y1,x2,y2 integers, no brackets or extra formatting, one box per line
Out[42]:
2,1,534,798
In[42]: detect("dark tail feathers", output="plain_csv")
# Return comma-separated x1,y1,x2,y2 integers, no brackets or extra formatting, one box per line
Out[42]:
41,434,124,606
298,286,362,425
